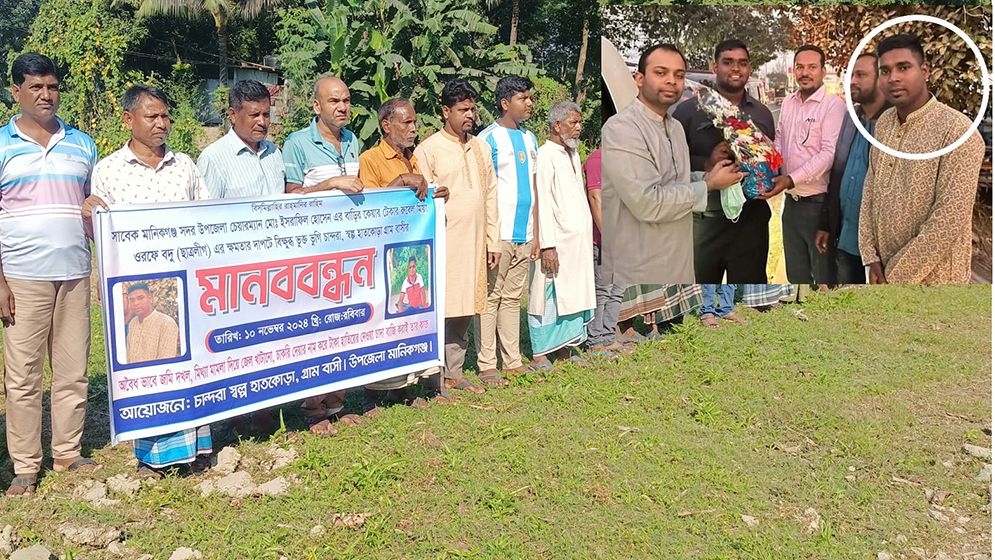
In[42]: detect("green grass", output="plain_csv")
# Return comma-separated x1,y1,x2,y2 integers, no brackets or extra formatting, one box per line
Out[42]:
0,286,991,559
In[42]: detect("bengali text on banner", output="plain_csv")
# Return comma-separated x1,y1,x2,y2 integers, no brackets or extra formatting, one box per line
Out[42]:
94,188,445,443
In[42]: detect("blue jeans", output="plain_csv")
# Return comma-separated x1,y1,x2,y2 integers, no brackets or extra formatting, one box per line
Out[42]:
700,284,736,318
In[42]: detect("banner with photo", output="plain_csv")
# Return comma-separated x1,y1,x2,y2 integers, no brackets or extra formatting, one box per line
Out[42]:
94,189,445,443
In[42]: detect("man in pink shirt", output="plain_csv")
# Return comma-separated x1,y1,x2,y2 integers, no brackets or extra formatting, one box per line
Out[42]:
763,45,846,287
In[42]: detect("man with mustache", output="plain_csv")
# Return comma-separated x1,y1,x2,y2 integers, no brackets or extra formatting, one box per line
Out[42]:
0,53,100,496
765,44,846,290
83,84,212,477
526,101,596,369
859,34,985,284
197,80,285,198
817,53,889,284
674,39,776,284
602,43,744,285
357,97,449,411
415,79,500,394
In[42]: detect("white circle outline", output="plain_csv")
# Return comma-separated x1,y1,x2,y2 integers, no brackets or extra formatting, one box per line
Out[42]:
843,15,990,161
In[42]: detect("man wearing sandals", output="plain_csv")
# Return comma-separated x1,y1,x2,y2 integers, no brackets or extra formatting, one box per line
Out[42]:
527,101,596,370
282,75,365,435
415,80,500,394
82,84,213,477
357,97,449,410
1,53,101,496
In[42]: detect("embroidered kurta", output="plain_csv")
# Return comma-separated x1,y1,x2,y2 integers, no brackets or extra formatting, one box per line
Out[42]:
858,98,985,283
414,129,499,317
126,309,179,364
527,141,595,317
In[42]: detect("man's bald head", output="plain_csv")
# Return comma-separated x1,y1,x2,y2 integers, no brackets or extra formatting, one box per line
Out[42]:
311,74,352,132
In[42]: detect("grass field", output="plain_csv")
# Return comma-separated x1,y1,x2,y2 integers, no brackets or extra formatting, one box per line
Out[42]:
0,286,990,559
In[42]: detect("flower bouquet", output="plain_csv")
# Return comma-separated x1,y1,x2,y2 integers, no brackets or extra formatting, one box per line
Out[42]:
692,85,782,199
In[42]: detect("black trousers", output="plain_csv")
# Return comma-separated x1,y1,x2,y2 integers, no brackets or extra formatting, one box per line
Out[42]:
782,195,833,285
835,248,866,284
693,199,771,283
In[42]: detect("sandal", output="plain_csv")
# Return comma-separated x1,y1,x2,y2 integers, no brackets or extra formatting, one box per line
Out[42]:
699,315,720,329
5,474,38,497
135,464,166,480
444,377,485,395
478,369,509,386
567,354,589,367
527,358,554,373
306,417,339,436
333,412,365,426
53,456,101,473
721,312,748,325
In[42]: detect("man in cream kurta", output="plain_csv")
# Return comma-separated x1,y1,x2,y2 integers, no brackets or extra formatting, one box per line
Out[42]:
414,79,499,392
602,45,744,285
527,102,595,366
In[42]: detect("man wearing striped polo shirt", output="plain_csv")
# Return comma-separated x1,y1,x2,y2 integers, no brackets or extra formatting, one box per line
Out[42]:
477,76,538,381
0,53,100,496
197,80,285,199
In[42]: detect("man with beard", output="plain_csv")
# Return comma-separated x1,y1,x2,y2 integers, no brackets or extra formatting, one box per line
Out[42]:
674,39,776,283
764,45,846,289
415,79,500,394
83,85,212,477
859,34,984,284
357,97,448,411
602,43,744,285
526,101,596,369
817,53,889,284
197,80,285,198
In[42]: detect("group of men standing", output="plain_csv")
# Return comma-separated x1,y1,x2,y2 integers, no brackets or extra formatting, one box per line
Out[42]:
1,52,605,494
603,34,985,288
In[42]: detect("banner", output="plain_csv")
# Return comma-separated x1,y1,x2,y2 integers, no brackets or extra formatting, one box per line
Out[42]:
94,189,445,443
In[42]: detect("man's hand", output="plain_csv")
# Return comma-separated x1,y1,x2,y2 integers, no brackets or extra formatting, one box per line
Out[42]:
487,251,500,270
317,175,364,194
704,160,745,191
540,247,559,276
81,195,109,221
705,142,734,171
0,278,15,327
758,175,793,200
867,262,887,284
530,240,540,261
387,173,429,199
815,230,830,254
432,185,450,202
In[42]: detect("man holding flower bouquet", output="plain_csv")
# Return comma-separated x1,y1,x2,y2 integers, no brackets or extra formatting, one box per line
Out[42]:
674,39,777,283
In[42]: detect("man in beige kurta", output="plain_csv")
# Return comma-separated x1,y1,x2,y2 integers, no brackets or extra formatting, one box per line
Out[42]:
126,306,179,363
858,34,985,284
602,45,743,285
527,102,596,366
414,79,499,392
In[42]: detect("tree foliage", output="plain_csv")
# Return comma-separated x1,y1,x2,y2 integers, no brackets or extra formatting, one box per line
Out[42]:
603,5,793,70
275,0,542,148
791,3,991,117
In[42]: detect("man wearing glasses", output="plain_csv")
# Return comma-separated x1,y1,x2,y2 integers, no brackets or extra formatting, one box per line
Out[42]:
763,45,846,289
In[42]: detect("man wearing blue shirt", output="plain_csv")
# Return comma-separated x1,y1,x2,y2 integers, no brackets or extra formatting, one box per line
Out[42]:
282,75,363,196
817,53,889,284
477,76,538,381
197,80,285,198
281,74,364,435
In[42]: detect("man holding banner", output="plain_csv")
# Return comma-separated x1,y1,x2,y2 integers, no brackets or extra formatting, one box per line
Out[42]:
281,75,366,435
416,79,500,393
83,84,212,477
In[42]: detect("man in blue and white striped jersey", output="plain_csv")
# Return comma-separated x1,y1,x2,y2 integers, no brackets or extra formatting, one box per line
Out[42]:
477,76,538,381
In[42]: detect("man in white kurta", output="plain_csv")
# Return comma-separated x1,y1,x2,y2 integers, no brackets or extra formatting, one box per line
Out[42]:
527,102,595,368
414,79,500,392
